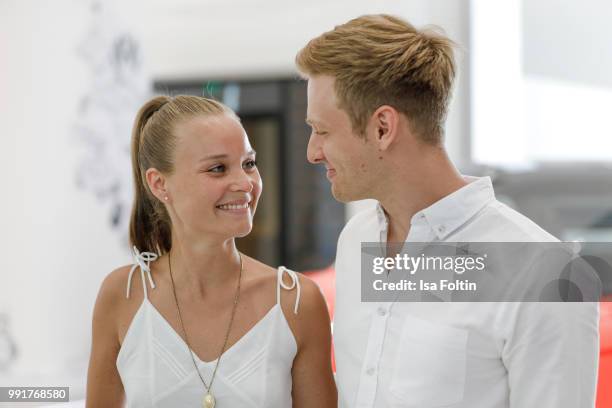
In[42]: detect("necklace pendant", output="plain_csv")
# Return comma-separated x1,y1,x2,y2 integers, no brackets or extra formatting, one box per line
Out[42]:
203,392,215,408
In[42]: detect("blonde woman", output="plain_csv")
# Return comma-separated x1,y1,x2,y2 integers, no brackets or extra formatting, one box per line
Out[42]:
86,95,337,407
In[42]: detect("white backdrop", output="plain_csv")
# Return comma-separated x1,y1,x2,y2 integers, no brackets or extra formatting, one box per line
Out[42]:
0,0,146,396
471,0,612,165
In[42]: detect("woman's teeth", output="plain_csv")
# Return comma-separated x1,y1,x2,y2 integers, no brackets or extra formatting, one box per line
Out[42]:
217,203,249,210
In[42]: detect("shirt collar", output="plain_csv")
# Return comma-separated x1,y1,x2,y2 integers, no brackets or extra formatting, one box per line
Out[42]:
376,175,496,240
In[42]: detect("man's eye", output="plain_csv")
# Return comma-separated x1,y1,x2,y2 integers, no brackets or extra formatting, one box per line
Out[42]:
316,131,328,136
244,160,258,169
208,165,225,173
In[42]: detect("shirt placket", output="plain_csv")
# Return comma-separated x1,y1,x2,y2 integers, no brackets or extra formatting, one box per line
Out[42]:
354,216,391,407
354,301,391,407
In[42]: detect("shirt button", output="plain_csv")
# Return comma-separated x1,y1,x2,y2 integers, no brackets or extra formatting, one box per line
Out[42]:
377,307,387,316
366,367,375,376
437,225,446,233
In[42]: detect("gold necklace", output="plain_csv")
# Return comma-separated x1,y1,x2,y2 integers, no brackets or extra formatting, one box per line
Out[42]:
168,251,242,408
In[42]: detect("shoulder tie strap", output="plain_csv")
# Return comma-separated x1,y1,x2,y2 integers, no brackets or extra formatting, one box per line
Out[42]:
277,266,301,314
126,246,158,299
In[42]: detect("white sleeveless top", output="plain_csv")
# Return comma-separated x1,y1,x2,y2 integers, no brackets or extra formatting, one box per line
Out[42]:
116,248,301,408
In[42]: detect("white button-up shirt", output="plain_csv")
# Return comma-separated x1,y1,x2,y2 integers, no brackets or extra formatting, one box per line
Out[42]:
334,176,599,408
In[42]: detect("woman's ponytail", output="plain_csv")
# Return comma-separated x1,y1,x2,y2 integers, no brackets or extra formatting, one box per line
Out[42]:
129,96,172,255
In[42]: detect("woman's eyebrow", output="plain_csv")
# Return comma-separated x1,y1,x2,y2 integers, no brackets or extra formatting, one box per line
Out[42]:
199,150,256,162
199,154,228,162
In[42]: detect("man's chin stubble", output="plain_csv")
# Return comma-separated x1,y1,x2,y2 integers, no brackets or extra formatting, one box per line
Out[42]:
331,185,353,203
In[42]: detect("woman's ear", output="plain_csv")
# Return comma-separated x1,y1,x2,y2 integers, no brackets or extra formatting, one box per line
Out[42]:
371,105,399,152
145,168,168,202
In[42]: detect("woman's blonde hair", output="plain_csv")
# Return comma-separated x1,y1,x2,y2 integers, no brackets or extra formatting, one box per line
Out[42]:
129,95,237,254
296,14,456,144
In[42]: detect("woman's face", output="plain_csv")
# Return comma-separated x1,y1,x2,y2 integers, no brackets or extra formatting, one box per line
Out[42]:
163,114,261,240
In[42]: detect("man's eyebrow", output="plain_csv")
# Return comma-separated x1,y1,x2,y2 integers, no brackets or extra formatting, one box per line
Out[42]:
305,118,322,126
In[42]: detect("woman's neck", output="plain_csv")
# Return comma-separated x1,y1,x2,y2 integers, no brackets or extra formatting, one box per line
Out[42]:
167,233,242,297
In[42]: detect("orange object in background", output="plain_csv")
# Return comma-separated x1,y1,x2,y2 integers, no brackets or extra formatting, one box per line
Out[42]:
304,265,335,317
598,300,612,408
305,267,612,404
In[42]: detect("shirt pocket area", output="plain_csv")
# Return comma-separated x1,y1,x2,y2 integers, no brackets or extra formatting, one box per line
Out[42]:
388,315,468,407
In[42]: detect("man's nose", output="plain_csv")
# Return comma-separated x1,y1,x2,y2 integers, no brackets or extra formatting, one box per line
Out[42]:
307,133,324,164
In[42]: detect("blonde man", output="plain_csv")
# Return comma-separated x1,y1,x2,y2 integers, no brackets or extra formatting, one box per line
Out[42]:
296,14,599,408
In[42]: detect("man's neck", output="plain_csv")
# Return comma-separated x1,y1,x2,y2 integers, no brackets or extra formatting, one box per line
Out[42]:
378,151,467,243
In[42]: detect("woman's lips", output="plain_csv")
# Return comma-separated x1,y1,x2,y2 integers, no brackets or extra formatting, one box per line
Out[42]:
216,201,252,214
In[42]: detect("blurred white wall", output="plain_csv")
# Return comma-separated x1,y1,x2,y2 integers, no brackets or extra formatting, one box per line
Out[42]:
0,0,470,398
522,0,612,89
0,0,135,395
471,0,612,165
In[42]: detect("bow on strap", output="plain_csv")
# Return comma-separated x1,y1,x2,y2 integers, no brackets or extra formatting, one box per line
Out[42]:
278,266,301,314
126,246,158,299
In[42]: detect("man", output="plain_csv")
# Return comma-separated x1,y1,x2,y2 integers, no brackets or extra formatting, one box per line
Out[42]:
296,14,599,407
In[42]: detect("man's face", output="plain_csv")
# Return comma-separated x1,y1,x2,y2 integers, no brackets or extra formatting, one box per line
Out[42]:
305,75,375,202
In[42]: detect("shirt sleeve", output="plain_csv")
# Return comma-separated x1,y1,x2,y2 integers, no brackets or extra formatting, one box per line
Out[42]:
502,301,600,407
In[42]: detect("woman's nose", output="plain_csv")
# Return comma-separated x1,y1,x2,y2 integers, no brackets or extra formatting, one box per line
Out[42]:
231,169,254,192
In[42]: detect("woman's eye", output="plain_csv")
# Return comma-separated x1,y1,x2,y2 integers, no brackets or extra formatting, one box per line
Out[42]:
244,159,257,169
208,165,225,173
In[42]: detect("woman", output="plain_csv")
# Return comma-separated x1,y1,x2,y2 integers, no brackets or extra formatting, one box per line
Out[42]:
86,95,337,407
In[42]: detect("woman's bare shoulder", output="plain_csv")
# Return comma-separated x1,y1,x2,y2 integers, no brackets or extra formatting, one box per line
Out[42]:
97,265,136,304
243,258,325,310
92,265,141,337
278,269,331,347
243,255,277,274
241,256,279,288
285,272,328,316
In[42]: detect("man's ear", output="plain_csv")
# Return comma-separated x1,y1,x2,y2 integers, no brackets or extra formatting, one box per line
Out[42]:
371,105,400,152
145,168,168,202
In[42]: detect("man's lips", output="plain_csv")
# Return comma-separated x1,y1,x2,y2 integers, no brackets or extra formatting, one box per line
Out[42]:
326,168,336,180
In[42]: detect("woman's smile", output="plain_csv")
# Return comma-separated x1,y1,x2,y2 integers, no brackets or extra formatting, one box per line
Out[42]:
215,199,252,215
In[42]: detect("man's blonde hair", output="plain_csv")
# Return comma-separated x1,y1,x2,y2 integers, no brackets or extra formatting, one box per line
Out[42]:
296,14,456,144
